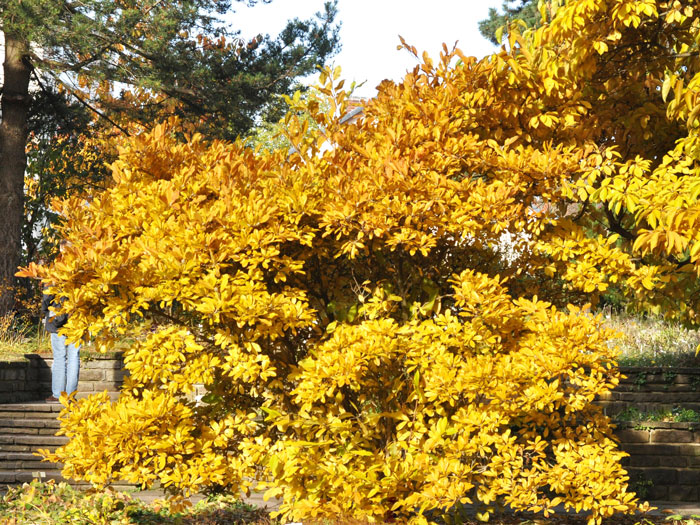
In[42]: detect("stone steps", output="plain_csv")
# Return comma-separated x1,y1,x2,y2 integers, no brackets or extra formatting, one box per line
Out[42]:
0,403,85,487
0,470,82,485
0,452,61,470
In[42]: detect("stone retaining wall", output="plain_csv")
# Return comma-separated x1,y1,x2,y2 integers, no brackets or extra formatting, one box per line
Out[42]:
599,367,700,415
0,360,36,404
617,421,700,500
2,359,700,499
0,353,125,403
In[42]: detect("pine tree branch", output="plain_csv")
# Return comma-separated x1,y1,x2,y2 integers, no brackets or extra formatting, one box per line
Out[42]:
44,70,130,135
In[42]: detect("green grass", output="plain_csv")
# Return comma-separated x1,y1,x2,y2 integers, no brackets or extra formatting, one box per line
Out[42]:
615,406,700,423
0,312,48,361
603,311,700,368
0,313,131,362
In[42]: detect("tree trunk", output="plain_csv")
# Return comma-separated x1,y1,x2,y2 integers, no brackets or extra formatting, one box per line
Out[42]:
0,32,31,315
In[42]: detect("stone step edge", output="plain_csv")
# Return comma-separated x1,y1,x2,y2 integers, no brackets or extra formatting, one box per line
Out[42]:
0,418,62,427
0,469,135,489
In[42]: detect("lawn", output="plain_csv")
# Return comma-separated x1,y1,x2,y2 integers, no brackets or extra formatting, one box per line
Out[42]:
605,311,700,368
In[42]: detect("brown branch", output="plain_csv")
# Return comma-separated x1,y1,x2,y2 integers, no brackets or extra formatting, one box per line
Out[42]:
605,207,636,241
44,70,130,135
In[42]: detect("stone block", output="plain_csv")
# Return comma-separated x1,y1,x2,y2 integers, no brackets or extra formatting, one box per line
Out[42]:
645,485,668,500
0,472,17,483
78,369,104,382
657,456,688,468
668,485,698,502
623,443,681,456
619,393,642,402
651,430,693,443
103,368,128,382
2,453,38,461
668,385,694,392
21,461,61,470
0,418,53,428
646,468,678,485
90,381,121,392
17,435,68,446
677,469,700,485
1,445,31,452
0,394,34,404
0,369,19,381
674,374,697,385
0,427,38,435
616,429,650,444
86,359,122,370
669,422,695,430
77,382,94,392
15,471,62,483
627,455,660,467
679,444,700,456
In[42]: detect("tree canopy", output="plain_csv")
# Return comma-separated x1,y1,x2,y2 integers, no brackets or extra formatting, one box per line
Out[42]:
0,0,340,313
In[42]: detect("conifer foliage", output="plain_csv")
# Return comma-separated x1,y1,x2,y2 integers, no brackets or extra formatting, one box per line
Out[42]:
22,0,700,522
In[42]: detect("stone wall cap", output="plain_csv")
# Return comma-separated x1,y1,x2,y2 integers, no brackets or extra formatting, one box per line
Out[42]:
24,351,124,360
620,366,700,374
614,420,700,429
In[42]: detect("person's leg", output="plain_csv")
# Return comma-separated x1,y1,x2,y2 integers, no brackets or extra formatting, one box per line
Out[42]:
50,333,67,398
65,342,80,396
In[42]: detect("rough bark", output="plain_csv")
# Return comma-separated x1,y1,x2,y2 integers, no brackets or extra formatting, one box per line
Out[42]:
0,33,31,314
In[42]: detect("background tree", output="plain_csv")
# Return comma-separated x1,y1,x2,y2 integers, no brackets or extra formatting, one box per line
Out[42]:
478,0,541,45
0,0,340,314
24,82,112,263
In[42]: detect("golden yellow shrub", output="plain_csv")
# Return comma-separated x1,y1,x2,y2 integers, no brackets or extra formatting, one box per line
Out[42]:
28,0,700,519
27,109,636,523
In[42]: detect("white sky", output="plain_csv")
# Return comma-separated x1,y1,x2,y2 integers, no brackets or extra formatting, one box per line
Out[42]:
228,0,503,98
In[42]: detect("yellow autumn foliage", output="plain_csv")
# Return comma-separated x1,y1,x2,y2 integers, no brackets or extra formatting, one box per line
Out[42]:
27,0,700,520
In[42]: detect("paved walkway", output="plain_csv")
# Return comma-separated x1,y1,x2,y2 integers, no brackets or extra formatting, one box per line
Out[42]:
127,487,280,511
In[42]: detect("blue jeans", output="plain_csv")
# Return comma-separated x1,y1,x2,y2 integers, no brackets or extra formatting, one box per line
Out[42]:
50,333,80,398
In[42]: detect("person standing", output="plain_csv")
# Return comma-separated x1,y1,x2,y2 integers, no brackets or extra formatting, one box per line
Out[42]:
41,288,80,402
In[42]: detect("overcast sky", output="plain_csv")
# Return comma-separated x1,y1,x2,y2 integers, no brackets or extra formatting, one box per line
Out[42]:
229,0,503,97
